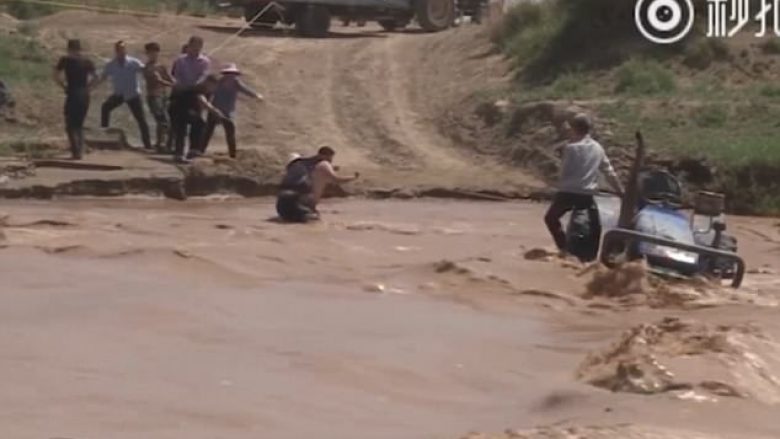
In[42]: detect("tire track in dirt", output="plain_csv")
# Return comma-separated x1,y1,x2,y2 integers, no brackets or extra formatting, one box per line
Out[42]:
329,37,421,169
378,34,474,171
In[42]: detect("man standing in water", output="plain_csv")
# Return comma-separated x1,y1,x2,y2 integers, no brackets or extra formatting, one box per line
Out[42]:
93,40,153,150
276,146,359,223
54,39,97,160
544,114,623,258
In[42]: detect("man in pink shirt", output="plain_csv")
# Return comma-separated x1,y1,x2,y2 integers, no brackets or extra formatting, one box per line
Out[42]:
168,36,211,161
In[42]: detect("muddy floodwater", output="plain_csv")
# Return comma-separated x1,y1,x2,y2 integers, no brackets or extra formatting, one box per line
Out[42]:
1,198,779,439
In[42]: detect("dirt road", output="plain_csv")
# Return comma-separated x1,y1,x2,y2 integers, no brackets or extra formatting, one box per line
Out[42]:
30,12,536,193
1,199,780,438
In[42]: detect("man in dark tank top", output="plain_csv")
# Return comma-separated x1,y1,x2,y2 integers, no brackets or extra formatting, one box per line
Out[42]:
53,39,97,160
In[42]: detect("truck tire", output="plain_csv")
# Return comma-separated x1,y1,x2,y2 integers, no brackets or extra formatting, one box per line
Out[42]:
415,0,455,31
244,4,279,27
296,4,331,37
378,19,409,31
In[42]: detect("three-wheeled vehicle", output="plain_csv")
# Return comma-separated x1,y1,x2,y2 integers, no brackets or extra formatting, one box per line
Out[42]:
565,132,746,288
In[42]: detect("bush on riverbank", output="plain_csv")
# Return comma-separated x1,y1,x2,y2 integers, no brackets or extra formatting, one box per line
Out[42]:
487,0,780,215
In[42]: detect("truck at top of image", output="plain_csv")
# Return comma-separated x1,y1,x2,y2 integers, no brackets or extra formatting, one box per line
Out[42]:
223,0,486,37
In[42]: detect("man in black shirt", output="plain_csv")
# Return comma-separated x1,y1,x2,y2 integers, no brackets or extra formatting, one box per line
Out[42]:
53,39,97,160
168,74,226,164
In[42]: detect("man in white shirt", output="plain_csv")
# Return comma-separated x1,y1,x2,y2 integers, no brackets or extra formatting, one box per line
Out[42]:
545,113,623,255
92,40,152,150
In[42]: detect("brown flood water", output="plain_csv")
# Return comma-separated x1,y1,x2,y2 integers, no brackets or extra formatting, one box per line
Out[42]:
1,198,779,438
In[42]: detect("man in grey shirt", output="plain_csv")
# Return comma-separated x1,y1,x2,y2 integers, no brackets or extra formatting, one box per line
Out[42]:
544,113,623,257
92,40,152,150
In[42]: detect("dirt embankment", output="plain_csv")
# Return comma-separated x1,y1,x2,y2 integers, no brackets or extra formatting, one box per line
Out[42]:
1,11,544,199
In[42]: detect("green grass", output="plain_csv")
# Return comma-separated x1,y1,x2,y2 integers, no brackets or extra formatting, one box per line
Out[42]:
488,0,780,215
691,104,729,129
2,0,216,18
614,60,677,96
0,140,60,159
597,98,780,164
757,84,780,98
595,98,780,215
760,38,780,55
492,0,675,82
0,34,51,84
491,1,563,72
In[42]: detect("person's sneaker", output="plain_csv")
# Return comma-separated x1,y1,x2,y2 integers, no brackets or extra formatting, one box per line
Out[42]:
186,150,202,160
174,156,190,164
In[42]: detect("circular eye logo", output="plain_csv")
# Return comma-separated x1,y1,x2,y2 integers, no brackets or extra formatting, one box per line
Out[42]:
635,0,695,44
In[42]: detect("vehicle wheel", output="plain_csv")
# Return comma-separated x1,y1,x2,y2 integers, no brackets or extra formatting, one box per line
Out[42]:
296,4,331,37
244,3,279,27
703,233,739,279
415,0,455,31
378,19,409,31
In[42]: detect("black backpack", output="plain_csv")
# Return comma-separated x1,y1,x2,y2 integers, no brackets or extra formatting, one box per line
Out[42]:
279,157,322,193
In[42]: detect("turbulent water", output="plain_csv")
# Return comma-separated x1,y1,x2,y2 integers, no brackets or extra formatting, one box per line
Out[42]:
1,198,779,438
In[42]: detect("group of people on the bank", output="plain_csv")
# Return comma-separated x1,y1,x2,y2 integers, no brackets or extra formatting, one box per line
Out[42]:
53,34,359,223
54,35,263,163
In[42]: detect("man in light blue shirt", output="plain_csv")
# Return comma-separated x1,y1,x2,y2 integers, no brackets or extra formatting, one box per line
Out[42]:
92,40,152,150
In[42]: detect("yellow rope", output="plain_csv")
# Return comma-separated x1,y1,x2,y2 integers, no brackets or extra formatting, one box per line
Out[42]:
207,1,283,56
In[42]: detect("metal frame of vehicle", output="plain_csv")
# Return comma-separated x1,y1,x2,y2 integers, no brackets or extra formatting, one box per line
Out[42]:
596,131,746,288
601,228,746,288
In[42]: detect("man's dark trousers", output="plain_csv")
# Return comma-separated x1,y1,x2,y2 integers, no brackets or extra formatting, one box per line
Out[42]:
544,191,601,256
101,94,152,149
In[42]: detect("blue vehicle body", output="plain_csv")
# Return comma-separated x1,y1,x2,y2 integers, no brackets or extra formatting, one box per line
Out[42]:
566,132,744,287
583,172,744,287
569,194,698,273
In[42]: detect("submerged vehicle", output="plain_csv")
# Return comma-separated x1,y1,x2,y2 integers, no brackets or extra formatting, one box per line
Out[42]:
231,0,456,37
566,132,745,287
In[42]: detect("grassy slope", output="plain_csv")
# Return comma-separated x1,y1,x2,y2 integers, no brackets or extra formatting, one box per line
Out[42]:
0,28,58,144
490,0,780,215
0,32,50,82
3,0,214,19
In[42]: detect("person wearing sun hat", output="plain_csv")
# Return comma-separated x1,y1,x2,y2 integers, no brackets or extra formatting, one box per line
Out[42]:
196,62,263,159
